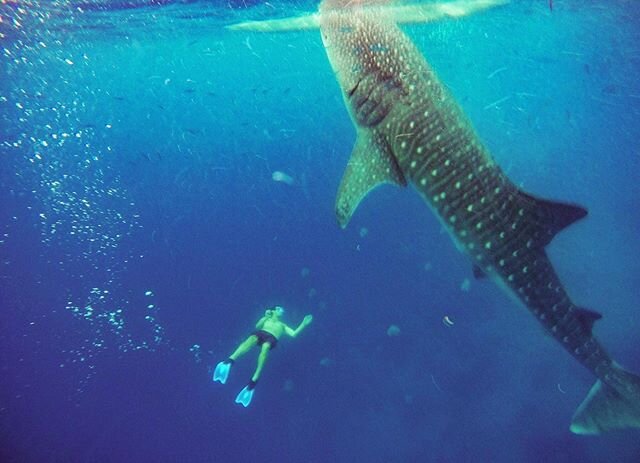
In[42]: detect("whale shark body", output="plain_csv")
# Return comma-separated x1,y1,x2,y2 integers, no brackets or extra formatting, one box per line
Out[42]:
230,0,640,434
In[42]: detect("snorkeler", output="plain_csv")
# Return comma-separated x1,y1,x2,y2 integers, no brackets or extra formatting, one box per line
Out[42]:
213,306,313,407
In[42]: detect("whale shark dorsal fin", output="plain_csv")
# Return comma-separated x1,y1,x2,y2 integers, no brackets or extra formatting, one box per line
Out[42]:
518,191,588,247
335,131,406,228
574,307,603,333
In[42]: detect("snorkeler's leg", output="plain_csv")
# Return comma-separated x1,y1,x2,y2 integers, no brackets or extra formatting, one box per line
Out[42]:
234,343,269,406
229,335,258,361
214,336,258,384
251,342,271,382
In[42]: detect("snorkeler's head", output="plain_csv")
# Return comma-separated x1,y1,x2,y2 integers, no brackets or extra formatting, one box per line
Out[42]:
265,305,285,317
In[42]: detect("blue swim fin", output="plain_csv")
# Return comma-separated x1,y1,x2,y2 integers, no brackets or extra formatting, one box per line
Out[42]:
213,360,233,384
235,380,257,407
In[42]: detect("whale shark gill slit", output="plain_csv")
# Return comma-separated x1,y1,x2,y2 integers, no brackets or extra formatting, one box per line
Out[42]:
351,73,403,127
347,77,362,97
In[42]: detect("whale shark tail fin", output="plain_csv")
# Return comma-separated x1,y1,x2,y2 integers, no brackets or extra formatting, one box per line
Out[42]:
570,363,640,435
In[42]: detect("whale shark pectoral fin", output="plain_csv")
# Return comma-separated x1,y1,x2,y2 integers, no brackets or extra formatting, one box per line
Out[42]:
226,13,320,32
390,0,510,24
518,191,588,247
335,130,406,228
226,0,510,32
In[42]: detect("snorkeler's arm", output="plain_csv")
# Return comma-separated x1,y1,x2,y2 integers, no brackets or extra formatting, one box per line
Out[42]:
284,314,313,338
256,309,274,329
255,316,268,329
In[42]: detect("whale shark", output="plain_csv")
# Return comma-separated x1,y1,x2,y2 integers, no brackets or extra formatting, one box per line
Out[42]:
229,0,640,434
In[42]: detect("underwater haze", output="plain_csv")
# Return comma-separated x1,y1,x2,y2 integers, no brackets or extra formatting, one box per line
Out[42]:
1,0,639,462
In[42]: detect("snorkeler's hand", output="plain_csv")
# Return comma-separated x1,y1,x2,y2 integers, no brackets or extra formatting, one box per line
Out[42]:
303,314,313,325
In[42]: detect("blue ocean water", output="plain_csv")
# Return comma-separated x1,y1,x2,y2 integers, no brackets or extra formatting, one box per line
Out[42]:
1,0,639,461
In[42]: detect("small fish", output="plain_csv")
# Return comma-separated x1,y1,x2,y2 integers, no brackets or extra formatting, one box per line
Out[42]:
272,171,294,185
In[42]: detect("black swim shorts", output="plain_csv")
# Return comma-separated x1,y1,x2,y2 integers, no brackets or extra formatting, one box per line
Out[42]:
252,330,278,349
